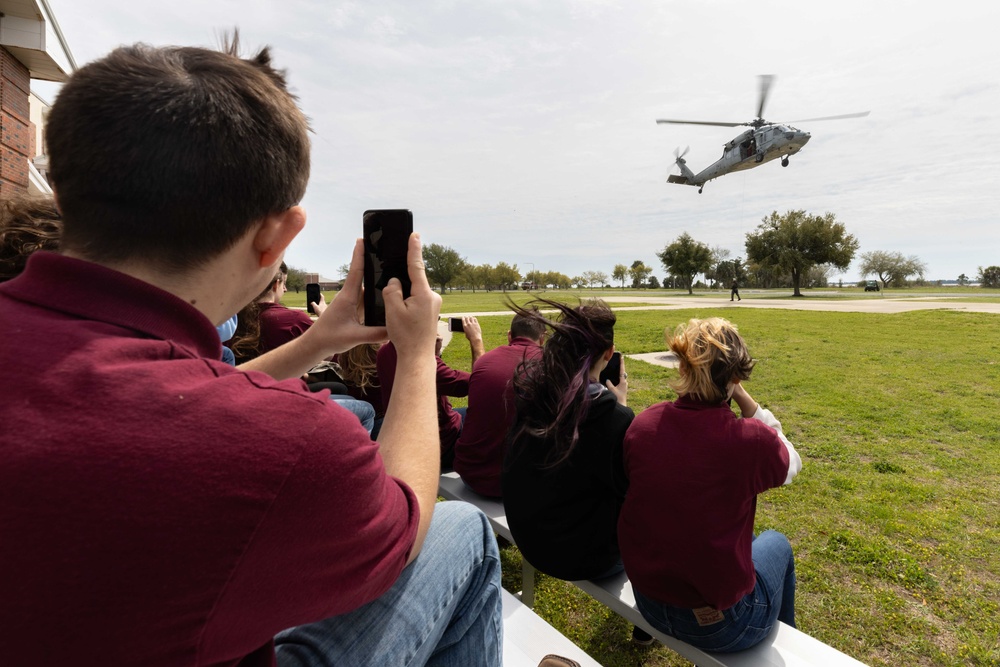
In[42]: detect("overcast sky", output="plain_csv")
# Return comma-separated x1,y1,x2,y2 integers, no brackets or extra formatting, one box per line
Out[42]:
38,0,1000,282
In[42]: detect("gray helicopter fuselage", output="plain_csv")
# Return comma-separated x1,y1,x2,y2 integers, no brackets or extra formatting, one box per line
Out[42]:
688,124,811,185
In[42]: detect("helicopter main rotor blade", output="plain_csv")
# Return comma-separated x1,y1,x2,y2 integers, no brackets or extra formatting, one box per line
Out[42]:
757,74,775,121
657,119,743,128
787,111,871,123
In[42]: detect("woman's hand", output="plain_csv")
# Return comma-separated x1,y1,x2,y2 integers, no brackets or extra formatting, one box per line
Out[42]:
730,381,758,418
607,359,628,407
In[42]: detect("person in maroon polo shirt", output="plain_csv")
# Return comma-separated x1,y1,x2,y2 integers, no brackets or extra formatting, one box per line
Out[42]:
0,37,501,667
230,261,322,362
453,310,546,497
377,316,485,467
619,317,802,653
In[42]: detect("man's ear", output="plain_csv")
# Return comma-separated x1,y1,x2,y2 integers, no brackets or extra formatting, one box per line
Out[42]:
253,206,306,268
507,330,513,344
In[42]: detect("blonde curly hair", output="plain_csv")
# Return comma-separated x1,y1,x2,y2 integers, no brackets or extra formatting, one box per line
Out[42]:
669,317,755,403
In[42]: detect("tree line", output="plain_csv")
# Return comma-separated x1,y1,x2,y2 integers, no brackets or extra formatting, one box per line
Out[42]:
300,210,999,294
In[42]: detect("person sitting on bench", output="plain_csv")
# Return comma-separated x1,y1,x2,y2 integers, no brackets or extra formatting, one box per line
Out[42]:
619,317,802,652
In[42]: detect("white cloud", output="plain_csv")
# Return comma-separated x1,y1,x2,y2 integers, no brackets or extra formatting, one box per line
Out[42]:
38,0,1000,281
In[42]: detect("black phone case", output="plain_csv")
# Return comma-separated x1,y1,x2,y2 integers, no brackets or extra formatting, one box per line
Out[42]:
363,210,413,326
306,283,321,315
599,352,621,386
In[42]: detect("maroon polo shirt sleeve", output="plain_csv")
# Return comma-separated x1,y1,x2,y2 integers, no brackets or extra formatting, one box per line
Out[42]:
376,342,398,406
436,357,470,397
201,382,419,656
739,418,791,494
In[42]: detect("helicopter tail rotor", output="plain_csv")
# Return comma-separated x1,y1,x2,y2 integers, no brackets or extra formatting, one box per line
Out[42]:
668,146,696,185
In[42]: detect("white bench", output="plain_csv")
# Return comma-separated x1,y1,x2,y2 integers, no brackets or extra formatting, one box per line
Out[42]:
502,587,603,667
440,471,869,667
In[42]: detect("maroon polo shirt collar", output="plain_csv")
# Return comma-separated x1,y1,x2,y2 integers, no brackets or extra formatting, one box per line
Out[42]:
508,336,540,348
675,394,730,410
3,252,222,360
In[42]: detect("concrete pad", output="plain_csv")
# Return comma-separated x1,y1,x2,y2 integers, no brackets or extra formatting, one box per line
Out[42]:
437,319,453,350
628,351,679,369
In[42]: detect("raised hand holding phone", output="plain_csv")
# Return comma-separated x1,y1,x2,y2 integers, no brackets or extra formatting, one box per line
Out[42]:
363,209,412,326
305,239,387,354
380,232,441,357
376,230,443,560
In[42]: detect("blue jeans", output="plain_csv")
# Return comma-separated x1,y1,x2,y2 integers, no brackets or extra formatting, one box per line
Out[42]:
634,530,796,652
274,501,503,667
329,395,376,434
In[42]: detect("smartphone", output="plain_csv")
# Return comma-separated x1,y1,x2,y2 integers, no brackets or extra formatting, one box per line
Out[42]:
363,209,413,326
448,317,464,333
599,351,622,386
306,283,322,315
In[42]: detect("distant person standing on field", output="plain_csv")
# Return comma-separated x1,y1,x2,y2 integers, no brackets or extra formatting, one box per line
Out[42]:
730,280,741,301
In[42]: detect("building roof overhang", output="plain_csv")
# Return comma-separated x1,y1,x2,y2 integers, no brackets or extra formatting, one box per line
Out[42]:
0,0,76,81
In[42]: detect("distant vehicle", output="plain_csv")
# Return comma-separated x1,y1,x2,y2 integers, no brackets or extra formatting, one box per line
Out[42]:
520,281,537,291
863,280,880,292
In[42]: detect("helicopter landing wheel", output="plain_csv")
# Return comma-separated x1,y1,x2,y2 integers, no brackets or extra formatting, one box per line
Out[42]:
781,157,789,167
698,186,703,194
755,152,764,163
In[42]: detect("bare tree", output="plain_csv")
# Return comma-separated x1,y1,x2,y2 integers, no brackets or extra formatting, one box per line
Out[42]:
859,251,926,289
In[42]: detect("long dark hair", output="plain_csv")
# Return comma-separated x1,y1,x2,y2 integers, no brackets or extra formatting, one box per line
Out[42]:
229,262,287,362
507,298,616,468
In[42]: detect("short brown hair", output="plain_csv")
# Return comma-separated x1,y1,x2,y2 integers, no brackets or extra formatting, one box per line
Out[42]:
669,317,755,403
45,34,310,270
509,307,546,341
0,195,61,282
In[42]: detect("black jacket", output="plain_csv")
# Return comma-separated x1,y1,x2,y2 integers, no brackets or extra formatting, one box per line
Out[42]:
502,386,634,580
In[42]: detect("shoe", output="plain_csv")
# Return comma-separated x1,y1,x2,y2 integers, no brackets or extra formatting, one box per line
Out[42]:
632,626,654,646
538,655,580,667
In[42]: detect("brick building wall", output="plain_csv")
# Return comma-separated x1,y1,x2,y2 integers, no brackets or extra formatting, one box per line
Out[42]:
0,47,30,196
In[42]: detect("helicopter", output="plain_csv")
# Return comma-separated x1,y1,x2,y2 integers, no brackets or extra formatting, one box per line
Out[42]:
657,75,869,193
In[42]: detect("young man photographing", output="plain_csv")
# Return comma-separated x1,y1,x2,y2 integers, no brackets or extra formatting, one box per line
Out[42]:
0,37,501,667
453,310,547,497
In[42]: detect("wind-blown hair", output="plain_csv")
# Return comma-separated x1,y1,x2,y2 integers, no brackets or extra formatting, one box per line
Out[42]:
0,195,61,282
507,298,615,468
669,317,755,403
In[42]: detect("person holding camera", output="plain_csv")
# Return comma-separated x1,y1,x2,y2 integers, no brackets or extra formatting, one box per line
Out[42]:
453,309,546,498
619,317,802,652
0,36,501,666
377,315,485,467
502,299,632,582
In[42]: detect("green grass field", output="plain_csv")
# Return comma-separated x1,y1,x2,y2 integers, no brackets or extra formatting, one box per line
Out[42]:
284,287,999,665
427,297,999,667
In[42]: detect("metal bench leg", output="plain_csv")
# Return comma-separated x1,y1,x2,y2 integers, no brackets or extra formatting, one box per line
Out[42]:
521,558,536,608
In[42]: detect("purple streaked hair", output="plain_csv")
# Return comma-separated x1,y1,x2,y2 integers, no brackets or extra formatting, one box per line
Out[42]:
506,297,615,468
